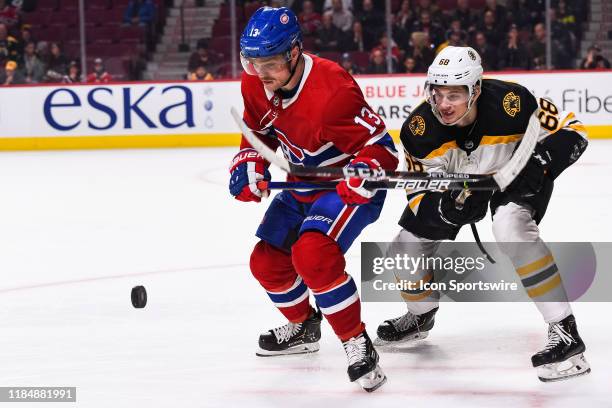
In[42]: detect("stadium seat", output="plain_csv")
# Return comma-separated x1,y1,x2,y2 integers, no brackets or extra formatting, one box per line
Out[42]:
438,0,457,10
244,2,262,19
349,51,370,69
49,11,79,26
210,36,234,55
318,51,341,63
469,0,486,8
36,0,59,12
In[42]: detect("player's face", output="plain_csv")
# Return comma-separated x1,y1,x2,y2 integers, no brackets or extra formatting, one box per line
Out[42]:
242,50,296,91
431,85,470,124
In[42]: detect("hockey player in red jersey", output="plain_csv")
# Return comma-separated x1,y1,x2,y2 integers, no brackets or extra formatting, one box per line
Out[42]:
228,7,398,392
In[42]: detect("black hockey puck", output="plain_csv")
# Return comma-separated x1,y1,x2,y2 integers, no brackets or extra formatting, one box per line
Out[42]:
131,285,147,308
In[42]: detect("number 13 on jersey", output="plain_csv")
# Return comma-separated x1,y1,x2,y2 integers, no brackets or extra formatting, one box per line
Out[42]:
354,107,382,135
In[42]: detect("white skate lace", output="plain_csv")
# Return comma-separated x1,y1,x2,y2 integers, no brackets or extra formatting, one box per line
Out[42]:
390,312,417,332
544,323,574,350
272,322,303,344
343,335,367,366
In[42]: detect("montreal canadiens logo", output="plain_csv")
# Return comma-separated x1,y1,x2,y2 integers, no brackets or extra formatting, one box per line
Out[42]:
280,13,289,24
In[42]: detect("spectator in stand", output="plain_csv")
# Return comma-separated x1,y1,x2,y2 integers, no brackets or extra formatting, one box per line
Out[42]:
15,24,34,57
123,0,155,27
372,33,400,61
189,64,214,81
342,20,365,51
323,0,352,13
472,31,498,71
549,7,574,69
298,0,322,37
1,59,24,85
45,42,68,82
366,48,395,74
404,31,434,72
529,22,547,70
413,0,442,25
556,0,578,38
453,0,476,32
62,60,81,83
329,0,352,33
0,22,18,64
339,52,361,75
401,56,418,73
87,58,113,83
0,0,18,30
476,9,504,48
580,44,611,69
20,40,44,83
484,0,508,32
436,27,467,54
507,0,542,30
497,24,529,70
396,0,414,31
411,10,444,48
314,12,342,51
355,0,384,51
188,40,211,73
392,0,413,48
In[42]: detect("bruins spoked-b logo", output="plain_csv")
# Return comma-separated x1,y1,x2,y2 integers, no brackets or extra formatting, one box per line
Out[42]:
503,92,521,117
409,115,426,136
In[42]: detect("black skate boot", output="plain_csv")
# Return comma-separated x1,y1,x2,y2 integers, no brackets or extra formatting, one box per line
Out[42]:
342,331,387,392
531,314,591,382
256,308,322,357
374,307,438,346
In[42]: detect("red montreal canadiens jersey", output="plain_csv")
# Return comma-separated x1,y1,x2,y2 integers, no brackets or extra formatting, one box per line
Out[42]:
240,53,397,202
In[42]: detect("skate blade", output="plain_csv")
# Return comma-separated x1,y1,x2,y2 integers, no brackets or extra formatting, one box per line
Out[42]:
374,331,429,347
256,342,320,357
537,353,591,382
354,365,387,393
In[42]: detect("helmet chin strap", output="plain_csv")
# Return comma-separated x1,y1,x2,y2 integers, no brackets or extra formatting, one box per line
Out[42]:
280,49,302,89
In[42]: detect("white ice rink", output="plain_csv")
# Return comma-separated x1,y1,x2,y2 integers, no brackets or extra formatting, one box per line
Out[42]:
0,141,611,408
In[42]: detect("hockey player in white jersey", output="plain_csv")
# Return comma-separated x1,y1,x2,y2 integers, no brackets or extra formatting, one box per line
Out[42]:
375,46,591,382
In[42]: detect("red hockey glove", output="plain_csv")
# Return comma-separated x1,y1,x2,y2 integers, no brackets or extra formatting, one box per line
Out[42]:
336,157,381,206
229,148,271,202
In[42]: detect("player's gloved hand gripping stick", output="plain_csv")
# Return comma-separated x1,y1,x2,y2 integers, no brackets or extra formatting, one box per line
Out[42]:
230,107,542,193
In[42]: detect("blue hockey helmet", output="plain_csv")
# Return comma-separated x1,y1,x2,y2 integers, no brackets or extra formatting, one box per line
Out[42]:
240,7,302,61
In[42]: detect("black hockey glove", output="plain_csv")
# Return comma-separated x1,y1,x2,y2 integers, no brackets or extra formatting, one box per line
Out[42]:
438,189,492,227
506,144,552,199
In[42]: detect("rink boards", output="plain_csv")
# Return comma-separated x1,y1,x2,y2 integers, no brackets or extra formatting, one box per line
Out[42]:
0,70,610,150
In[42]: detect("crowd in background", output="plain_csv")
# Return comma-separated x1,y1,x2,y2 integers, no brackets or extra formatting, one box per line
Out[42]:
192,0,610,80
0,0,608,85
0,0,157,85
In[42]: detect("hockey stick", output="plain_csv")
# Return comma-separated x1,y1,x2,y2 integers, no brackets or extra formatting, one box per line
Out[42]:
258,180,495,191
230,107,541,192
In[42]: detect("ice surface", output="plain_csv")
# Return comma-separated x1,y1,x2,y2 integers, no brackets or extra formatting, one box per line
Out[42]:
0,142,610,407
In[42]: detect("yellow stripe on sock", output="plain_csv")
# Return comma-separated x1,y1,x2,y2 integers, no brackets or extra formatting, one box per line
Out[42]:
516,254,555,277
527,274,562,298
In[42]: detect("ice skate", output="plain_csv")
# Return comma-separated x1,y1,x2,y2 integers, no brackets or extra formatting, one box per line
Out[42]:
256,309,322,356
374,307,438,346
531,314,591,382
342,331,387,392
